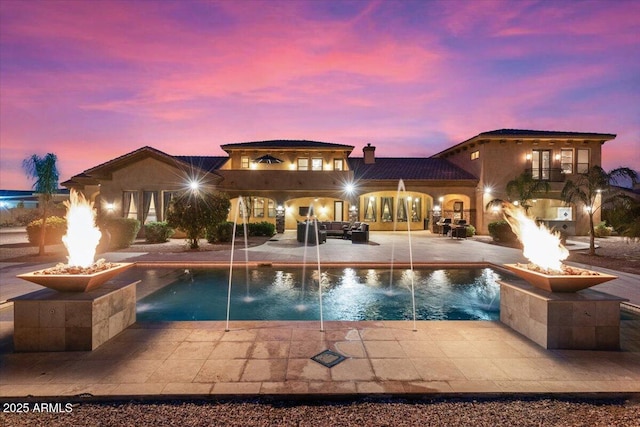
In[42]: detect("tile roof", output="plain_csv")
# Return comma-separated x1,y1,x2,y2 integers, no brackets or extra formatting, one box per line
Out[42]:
220,140,355,151
174,156,228,171
478,129,616,138
348,158,477,181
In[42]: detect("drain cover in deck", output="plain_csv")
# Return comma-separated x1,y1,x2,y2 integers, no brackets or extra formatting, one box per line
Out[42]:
311,349,346,368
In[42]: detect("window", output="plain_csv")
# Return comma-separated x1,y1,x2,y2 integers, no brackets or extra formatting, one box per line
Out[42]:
268,200,276,217
311,158,323,171
577,149,589,173
560,149,573,174
397,198,408,222
410,197,421,222
333,159,343,170
241,156,250,169
531,149,551,180
364,197,376,222
381,197,393,222
143,191,158,224
470,150,479,160
253,198,264,218
123,191,138,219
297,158,309,171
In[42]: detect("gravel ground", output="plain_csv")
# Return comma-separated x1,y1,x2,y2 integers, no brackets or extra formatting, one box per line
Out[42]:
2,397,640,427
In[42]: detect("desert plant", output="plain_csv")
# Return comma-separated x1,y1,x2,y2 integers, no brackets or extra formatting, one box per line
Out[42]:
144,221,174,243
561,165,638,255
26,216,66,246
22,153,60,255
594,222,613,238
102,218,140,249
505,171,550,214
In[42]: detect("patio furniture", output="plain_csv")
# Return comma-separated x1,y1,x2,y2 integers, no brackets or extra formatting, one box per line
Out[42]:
318,221,351,238
437,218,452,236
350,223,369,244
297,222,326,245
451,220,468,239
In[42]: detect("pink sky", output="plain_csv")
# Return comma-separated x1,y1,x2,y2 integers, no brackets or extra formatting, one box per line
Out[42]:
1,0,638,190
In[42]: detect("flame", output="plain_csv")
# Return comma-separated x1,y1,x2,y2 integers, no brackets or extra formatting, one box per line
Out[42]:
62,190,102,268
503,203,568,272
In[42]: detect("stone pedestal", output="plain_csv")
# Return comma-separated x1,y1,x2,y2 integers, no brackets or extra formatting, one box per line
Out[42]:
11,281,138,352
500,280,626,350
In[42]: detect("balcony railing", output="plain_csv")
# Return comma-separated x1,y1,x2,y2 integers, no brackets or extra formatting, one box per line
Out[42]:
526,168,566,182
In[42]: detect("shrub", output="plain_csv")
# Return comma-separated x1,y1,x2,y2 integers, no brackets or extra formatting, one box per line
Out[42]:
247,221,276,237
465,224,476,237
167,191,230,249
207,221,234,243
594,221,613,238
488,220,518,244
102,218,140,249
26,216,66,246
144,221,174,243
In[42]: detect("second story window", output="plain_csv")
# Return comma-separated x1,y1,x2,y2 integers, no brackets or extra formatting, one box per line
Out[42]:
470,150,479,160
241,156,250,169
577,148,590,173
333,159,343,170
311,158,323,171
297,158,309,171
560,149,573,174
531,149,551,180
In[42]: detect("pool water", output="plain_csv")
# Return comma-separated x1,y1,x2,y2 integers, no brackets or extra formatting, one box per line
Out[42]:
137,267,505,322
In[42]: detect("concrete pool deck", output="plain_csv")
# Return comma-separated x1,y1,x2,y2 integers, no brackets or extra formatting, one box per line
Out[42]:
1,231,639,398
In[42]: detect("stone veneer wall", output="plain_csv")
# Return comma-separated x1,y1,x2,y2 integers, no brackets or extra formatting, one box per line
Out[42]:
500,280,625,350
13,281,137,352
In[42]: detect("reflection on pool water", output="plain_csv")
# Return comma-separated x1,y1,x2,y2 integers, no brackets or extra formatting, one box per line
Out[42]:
137,267,505,322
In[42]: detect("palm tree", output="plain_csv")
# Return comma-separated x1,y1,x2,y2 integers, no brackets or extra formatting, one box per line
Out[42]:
561,165,638,255
22,153,60,256
505,171,550,214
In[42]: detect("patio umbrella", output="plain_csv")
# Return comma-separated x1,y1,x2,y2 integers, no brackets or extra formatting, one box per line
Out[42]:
253,154,283,164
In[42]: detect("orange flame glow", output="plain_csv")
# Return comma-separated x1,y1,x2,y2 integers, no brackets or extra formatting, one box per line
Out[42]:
62,190,102,268
503,203,568,272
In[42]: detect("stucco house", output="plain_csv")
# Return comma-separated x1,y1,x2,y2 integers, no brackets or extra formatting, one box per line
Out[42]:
62,129,616,235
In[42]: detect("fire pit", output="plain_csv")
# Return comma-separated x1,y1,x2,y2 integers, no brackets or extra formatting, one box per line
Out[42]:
17,261,133,293
17,190,132,293
504,263,617,292
500,203,616,292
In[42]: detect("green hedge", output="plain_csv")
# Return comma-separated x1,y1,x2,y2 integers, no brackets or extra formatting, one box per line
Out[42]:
207,221,234,243
207,221,276,243
488,220,518,244
26,216,67,246
246,221,276,237
101,218,140,249
144,221,174,243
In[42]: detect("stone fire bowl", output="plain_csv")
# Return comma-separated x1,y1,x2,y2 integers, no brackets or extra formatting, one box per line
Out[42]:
17,263,134,293
503,263,617,293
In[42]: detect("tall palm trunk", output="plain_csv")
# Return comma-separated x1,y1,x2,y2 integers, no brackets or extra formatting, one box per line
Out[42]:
588,212,596,256
39,197,47,256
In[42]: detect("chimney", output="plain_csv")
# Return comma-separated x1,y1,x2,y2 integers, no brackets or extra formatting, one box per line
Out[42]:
363,143,376,164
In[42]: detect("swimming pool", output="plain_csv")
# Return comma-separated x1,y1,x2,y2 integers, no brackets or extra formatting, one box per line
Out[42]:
136,266,505,322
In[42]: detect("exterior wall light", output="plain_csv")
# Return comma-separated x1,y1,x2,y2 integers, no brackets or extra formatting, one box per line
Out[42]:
484,186,492,194
106,203,115,212
189,181,199,191
525,153,532,160
345,183,355,194
289,163,296,170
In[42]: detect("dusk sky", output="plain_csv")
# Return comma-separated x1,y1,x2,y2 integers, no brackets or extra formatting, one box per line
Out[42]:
1,0,638,190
